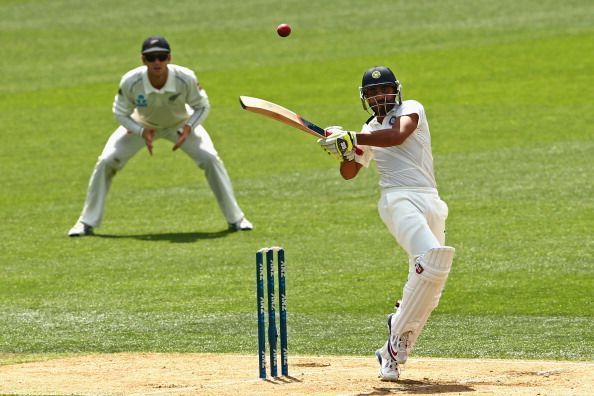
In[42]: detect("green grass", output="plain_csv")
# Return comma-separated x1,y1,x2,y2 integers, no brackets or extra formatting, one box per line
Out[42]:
1,0,593,364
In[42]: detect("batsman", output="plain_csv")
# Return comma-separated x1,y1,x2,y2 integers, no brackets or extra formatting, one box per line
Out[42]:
318,66,455,381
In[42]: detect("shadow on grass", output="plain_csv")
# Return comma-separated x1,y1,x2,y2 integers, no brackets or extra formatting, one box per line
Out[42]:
93,229,235,243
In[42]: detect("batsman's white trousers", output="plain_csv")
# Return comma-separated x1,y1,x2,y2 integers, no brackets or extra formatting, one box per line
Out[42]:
377,187,450,354
378,187,448,259
78,124,244,228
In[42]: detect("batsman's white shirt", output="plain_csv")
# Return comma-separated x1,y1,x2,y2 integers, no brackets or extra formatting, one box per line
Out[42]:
113,64,209,135
356,100,436,190
355,100,447,258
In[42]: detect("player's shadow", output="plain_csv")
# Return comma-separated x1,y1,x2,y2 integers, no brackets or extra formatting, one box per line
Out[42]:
361,379,474,395
94,229,234,243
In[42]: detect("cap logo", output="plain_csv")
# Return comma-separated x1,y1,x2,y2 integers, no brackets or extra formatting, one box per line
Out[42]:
150,39,159,45
372,70,381,79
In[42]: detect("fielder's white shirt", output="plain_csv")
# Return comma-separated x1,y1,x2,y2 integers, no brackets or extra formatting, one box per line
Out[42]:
112,64,210,135
356,100,437,190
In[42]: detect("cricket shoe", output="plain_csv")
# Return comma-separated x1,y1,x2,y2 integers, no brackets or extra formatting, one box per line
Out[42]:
228,217,253,231
68,221,94,237
387,311,411,364
375,348,400,382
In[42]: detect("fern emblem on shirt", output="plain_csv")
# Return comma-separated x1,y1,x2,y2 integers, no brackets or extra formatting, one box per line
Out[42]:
136,95,147,107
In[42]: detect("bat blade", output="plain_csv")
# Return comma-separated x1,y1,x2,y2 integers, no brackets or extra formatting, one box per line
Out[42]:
239,96,325,137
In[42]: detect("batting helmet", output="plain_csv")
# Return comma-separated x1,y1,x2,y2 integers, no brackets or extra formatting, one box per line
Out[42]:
359,66,402,113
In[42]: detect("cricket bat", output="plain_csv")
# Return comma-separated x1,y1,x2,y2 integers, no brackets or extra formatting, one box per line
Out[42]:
239,96,326,138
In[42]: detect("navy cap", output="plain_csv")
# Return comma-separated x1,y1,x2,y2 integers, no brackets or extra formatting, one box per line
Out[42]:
141,36,171,54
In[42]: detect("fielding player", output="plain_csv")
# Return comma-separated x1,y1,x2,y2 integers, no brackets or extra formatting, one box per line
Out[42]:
318,66,455,381
68,36,252,236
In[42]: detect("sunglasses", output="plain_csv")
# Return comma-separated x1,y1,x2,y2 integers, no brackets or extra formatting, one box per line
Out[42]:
144,53,169,62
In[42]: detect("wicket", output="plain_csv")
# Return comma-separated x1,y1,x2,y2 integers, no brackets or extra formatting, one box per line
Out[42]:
256,247,288,379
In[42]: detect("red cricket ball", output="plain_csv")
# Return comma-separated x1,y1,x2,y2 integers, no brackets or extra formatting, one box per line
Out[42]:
277,24,291,37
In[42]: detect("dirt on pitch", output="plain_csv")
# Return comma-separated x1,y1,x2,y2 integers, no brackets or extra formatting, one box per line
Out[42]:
1,353,592,395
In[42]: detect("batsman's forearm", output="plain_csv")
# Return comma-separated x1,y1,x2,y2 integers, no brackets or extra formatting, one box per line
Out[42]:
355,129,407,147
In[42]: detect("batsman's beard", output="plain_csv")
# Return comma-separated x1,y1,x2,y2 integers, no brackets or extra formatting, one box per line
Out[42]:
367,94,398,117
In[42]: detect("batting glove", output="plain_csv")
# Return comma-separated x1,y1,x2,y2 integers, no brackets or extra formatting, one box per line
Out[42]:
318,140,341,159
317,126,343,160
322,129,357,161
324,126,345,137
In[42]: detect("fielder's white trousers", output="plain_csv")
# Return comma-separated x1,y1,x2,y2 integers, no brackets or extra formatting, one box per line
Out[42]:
77,124,244,228
378,187,448,260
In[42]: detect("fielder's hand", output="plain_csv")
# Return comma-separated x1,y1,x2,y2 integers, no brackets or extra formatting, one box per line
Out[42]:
319,128,357,161
173,124,192,151
142,128,156,155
